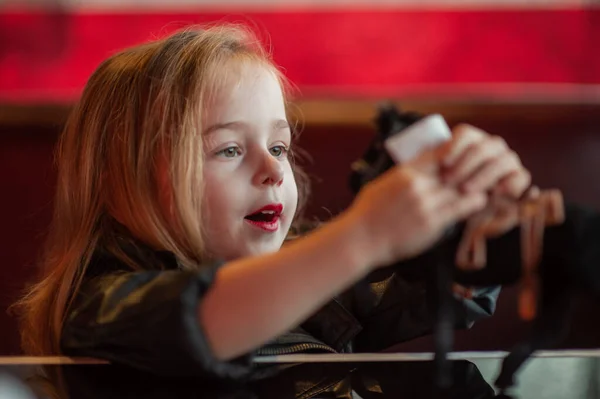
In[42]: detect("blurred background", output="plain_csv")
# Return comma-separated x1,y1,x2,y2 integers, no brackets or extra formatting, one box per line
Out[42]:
1,0,599,356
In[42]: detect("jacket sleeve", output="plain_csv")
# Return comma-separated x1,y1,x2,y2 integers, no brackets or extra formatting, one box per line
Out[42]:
60,263,255,381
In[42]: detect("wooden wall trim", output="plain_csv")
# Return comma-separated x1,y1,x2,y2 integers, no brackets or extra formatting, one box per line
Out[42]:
0,100,597,128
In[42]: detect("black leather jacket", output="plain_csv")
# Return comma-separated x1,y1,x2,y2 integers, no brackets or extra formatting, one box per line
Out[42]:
60,233,499,384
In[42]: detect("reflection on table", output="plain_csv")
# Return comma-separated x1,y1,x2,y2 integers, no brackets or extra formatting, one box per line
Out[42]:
0,350,599,399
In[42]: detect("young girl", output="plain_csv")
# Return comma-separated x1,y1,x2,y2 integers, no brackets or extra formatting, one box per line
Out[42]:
14,24,530,386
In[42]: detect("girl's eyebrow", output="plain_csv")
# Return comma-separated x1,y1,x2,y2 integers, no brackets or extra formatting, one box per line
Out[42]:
204,119,290,135
203,121,245,135
272,119,290,131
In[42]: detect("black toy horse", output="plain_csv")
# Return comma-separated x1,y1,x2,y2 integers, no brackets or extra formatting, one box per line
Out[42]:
349,103,600,396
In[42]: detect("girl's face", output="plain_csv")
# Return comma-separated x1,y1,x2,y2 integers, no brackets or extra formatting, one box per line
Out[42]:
200,63,299,261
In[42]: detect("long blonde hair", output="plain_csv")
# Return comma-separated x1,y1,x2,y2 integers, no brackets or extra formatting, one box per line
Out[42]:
12,24,310,358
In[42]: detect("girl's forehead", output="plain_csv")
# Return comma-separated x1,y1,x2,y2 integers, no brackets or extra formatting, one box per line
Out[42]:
217,62,280,99
202,63,284,123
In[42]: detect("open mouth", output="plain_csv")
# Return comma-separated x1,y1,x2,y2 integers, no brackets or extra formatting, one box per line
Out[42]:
244,210,279,223
244,204,282,232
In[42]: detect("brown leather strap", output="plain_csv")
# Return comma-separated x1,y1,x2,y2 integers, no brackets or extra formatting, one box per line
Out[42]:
455,187,565,320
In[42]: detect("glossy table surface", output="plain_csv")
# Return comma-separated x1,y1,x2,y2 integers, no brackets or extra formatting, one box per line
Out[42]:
1,350,599,399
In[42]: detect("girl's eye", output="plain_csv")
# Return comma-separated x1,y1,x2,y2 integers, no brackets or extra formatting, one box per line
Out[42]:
216,146,242,158
269,145,289,158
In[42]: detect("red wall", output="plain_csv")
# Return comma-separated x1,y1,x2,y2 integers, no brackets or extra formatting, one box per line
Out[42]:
1,8,599,102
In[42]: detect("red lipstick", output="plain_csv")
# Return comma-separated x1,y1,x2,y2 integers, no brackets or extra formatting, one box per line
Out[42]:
244,203,283,232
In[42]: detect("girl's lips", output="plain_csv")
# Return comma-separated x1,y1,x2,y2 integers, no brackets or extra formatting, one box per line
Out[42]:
244,203,283,232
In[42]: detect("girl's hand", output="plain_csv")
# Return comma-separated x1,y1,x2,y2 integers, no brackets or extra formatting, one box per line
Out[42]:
440,124,531,199
346,164,487,269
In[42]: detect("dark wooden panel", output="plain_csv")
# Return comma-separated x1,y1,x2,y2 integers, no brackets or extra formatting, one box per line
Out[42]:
0,102,598,355
0,126,58,355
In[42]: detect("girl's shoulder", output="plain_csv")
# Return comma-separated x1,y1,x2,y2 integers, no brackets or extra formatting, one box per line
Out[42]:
85,236,179,281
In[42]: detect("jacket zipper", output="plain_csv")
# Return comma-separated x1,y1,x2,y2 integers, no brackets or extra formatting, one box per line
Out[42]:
257,342,337,356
